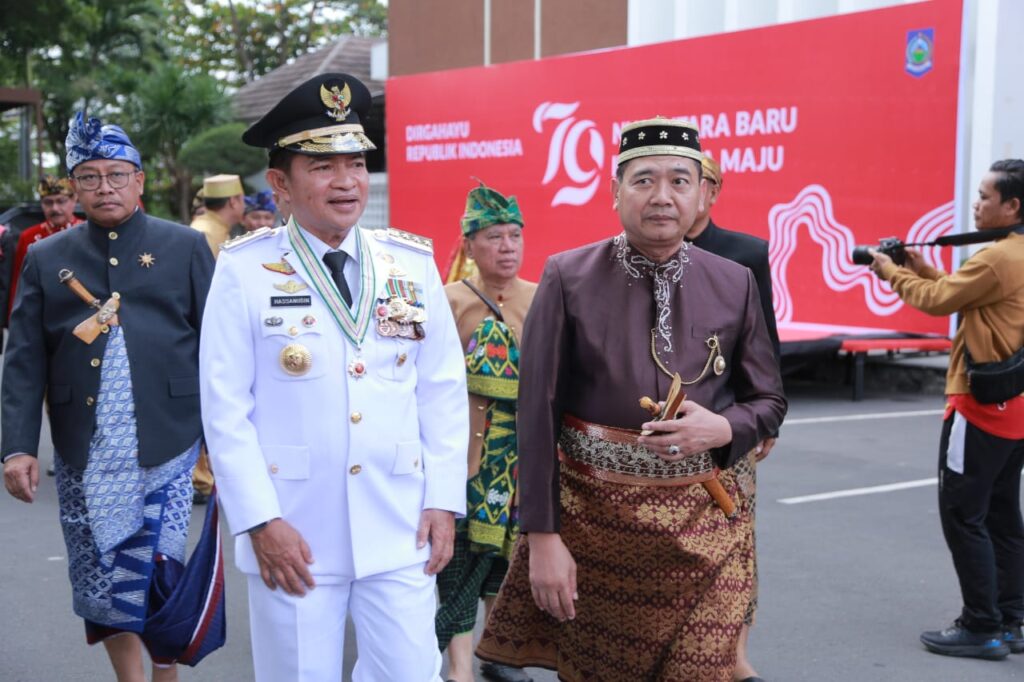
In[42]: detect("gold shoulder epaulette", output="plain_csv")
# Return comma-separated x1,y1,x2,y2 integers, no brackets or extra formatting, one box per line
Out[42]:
221,226,275,252
373,227,433,255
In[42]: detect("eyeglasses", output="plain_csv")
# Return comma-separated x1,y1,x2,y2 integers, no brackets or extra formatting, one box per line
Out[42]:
72,171,138,191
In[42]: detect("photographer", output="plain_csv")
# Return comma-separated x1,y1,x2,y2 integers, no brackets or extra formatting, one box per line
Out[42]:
870,158,1024,660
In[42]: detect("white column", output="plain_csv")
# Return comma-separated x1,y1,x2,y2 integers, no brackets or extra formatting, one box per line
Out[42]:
483,0,491,65
968,0,1024,182
675,0,725,39
627,0,677,45
534,0,542,59
778,0,838,23
723,0,779,32
837,0,913,13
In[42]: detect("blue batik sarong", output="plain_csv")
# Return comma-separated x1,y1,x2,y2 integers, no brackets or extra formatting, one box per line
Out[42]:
55,326,197,631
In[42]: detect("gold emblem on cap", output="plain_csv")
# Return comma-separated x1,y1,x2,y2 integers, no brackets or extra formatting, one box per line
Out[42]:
280,343,312,376
320,82,352,121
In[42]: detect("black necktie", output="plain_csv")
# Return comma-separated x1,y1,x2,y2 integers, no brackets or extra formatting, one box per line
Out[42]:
322,251,353,307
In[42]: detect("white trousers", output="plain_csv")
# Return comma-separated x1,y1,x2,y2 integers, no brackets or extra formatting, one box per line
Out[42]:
247,564,443,682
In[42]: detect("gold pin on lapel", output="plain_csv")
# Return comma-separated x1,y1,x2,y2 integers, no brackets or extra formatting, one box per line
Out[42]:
262,260,296,275
273,280,308,294
138,253,156,268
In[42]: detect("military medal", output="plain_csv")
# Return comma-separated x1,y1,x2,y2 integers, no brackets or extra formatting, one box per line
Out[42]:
348,357,367,379
302,314,317,327
376,318,399,337
138,253,156,268
280,343,312,376
264,316,283,327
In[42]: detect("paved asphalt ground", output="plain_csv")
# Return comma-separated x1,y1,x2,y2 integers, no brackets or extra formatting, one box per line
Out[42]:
2,369,1023,680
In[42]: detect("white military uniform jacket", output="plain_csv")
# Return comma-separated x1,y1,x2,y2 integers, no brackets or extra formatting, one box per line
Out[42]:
200,223,468,580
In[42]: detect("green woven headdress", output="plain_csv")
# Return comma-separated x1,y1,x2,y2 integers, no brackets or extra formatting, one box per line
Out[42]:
460,181,524,236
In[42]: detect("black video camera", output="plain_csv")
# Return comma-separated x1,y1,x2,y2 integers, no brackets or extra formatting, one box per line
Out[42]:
851,237,906,266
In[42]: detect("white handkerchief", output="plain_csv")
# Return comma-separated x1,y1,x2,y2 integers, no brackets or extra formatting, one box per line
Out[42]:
946,412,967,474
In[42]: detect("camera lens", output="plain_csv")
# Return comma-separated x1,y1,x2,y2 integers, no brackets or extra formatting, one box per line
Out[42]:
851,246,874,265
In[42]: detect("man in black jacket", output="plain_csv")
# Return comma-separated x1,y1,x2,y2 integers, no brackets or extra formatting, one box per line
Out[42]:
1,112,214,681
686,154,781,682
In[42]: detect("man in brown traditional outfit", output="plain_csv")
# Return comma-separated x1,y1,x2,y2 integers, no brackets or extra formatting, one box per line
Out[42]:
437,183,537,682
476,117,787,681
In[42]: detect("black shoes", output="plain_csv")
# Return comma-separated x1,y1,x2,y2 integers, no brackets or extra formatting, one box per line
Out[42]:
480,661,534,682
920,620,1009,660
1004,625,1024,654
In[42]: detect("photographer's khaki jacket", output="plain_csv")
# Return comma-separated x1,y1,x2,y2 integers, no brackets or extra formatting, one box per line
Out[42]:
880,231,1024,395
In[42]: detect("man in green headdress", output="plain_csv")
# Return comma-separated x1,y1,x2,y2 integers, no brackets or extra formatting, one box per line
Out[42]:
437,182,537,682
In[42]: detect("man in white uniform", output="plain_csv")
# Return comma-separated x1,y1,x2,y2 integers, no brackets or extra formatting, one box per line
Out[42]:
199,72,468,681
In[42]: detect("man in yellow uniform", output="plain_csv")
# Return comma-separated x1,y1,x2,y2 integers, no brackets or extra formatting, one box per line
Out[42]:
189,173,244,502
190,174,245,257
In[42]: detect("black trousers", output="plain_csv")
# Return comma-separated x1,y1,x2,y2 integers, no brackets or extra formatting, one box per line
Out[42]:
938,413,1024,632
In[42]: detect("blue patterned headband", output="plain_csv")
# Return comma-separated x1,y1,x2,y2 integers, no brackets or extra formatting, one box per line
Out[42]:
244,189,277,215
65,112,142,173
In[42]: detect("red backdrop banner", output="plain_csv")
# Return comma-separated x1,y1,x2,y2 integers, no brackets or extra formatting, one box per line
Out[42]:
387,0,963,339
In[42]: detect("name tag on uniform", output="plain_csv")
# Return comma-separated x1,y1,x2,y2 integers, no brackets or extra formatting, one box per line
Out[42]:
270,295,312,307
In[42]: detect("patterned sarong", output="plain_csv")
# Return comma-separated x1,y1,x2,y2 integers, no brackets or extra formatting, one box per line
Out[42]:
56,326,197,633
477,422,755,682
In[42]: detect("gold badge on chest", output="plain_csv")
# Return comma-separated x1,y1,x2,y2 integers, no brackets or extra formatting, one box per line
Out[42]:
280,343,312,376
273,280,308,294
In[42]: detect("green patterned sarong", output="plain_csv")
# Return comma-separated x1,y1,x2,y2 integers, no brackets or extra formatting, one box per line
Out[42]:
436,317,521,651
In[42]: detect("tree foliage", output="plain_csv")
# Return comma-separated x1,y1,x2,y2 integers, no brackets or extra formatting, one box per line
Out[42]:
19,0,167,169
179,123,268,179
0,0,387,216
164,1,387,87
123,65,229,220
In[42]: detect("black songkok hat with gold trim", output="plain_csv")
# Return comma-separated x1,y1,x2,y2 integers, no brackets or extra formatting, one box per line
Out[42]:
617,116,701,166
242,72,376,155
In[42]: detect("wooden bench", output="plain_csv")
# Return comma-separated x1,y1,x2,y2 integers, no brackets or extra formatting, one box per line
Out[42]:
840,338,952,401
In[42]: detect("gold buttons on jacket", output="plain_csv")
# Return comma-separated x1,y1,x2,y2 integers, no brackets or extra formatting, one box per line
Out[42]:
349,465,362,475
86,396,95,406
100,325,110,334
108,231,118,240
269,464,279,474
90,359,101,368
350,412,362,424
109,257,119,266
289,326,299,336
